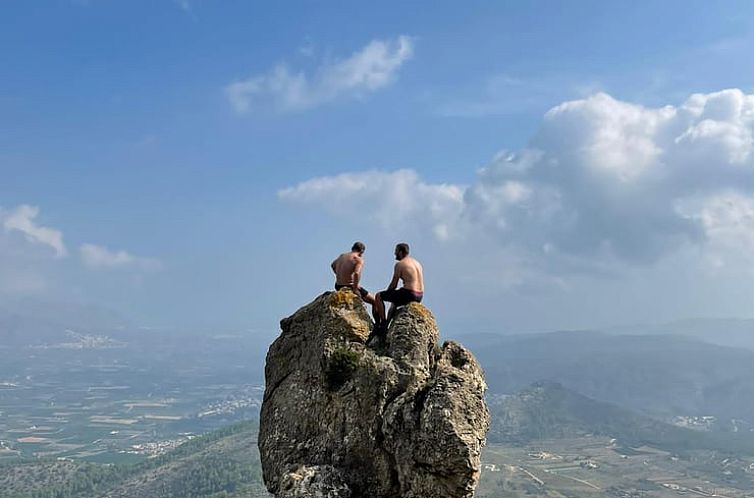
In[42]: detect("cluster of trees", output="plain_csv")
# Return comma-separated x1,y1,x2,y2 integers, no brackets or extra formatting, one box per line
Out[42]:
1,463,123,498
144,458,260,498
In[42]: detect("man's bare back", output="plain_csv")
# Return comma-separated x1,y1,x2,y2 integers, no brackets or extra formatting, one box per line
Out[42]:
332,252,363,287
372,243,424,334
331,242,375,304
393,256,424,292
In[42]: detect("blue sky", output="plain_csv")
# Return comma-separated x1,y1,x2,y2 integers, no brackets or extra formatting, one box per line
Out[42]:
3,1,754,337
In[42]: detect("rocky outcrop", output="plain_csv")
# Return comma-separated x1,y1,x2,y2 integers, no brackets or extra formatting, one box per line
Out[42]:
259,290,490,498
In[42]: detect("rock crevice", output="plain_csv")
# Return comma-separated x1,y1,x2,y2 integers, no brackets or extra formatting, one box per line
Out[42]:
259,290,490,498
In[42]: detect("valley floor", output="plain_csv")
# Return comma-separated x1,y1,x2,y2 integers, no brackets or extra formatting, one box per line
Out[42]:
478,437,754,498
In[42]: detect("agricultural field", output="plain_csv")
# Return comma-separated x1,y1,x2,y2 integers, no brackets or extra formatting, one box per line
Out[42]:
0,337,265,465
477,437,754,498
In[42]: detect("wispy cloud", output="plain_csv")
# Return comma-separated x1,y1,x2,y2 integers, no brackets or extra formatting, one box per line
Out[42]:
79,243,161,271
436,73,601,118
174,0,191,12
298,37,315,58
225,35,414,114
2,205,67,258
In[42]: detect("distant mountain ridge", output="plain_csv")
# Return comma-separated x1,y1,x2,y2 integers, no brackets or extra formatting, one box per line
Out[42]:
491,382,754,454
460,330,754,421
609,317,754,351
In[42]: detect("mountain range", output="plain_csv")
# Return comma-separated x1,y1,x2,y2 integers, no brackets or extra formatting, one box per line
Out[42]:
460,330,754,421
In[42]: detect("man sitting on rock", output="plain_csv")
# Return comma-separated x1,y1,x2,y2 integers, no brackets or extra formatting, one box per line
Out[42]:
331,241,375,305
372,242,424,336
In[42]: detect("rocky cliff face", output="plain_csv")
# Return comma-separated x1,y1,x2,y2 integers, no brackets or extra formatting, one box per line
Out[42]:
259,290,490,498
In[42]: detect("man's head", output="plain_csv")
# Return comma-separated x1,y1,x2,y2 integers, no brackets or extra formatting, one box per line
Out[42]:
394,242,410,260
351,241,366,255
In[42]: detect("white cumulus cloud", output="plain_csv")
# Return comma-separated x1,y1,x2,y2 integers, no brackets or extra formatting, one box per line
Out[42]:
225,35,414,114
2,205,67,258
80,243,161,271
469,89,754,263
280,88,754,275
677,191,754,272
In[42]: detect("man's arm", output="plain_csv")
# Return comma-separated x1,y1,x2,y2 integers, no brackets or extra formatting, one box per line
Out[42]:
386,263,401,291
351,259,363,291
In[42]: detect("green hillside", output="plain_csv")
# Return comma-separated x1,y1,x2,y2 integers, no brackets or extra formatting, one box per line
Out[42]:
491,382,754,455
0,420,269,498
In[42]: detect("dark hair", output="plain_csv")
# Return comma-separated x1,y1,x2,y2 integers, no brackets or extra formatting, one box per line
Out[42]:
395,242,410,256
352,241,366,253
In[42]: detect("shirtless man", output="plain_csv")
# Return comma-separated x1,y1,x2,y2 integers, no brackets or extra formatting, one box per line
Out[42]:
373,242,424,333
331,241,375,304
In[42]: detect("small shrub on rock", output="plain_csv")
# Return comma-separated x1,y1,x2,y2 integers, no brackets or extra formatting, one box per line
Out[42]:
325,346,361,390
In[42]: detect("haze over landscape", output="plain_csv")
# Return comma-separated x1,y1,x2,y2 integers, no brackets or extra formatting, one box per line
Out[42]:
4,2,754,497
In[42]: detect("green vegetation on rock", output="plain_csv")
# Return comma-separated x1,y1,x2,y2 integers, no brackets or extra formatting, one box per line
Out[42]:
324,345,361,390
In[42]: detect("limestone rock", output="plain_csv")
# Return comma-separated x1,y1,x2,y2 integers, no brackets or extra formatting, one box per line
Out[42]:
259,290,490,498
278,465,351,498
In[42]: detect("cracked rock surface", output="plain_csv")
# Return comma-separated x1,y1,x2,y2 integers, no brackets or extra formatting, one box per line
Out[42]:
259,290,490,498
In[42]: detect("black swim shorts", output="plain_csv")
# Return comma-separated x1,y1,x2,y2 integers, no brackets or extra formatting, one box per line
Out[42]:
335,284,369,299
378,288,423,306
